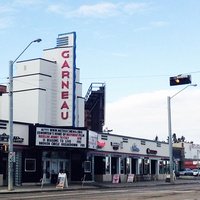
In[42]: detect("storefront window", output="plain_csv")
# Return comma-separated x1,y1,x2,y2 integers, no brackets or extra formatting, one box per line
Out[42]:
120,158,125,174
105,156,110,174
159,160,169,174
25,158,36,172
126,158,131,174
139,159,143,174
143,159,150,175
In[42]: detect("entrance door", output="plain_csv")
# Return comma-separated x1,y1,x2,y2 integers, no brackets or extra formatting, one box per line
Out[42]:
2,157,7,185
42,159,70,184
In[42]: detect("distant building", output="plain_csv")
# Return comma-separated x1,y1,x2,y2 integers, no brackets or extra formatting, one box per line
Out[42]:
85,83,105,132
173,142,200,170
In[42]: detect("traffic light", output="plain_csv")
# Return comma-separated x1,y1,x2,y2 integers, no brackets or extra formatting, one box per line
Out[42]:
170,75,191,86
0,144,8,152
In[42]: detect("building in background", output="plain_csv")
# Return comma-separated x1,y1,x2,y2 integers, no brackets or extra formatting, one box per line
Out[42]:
85,83,105,132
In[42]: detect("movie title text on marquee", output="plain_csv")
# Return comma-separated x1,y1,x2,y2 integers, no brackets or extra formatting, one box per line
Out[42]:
36,127,86,148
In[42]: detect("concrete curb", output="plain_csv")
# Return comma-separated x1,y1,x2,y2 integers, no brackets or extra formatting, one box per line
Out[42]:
0,180,200,194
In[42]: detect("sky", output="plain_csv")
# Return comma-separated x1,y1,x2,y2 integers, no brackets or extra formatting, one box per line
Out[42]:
0,0,200,143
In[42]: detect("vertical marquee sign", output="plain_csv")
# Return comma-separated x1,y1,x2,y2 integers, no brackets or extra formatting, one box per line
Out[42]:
43,32,76,126
57,32,76,126
51,32,76,126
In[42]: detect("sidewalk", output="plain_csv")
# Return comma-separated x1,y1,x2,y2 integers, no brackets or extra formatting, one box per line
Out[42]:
0,178,200,194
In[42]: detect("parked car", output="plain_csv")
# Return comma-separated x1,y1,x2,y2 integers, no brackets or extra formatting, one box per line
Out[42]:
193,169,200,176
179,168,193,176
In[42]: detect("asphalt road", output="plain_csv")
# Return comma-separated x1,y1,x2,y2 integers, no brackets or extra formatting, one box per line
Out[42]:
0,184,200,200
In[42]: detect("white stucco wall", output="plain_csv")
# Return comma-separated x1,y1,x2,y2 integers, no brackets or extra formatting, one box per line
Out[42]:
184,143,200,159
97,133,169,158
0,122,29,146
76,97,85,127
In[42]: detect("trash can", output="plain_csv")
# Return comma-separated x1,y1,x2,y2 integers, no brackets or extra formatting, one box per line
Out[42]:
165,174,170,182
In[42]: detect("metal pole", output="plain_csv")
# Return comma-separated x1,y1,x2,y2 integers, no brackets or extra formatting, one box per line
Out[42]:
8,60,14,191
167,83,197,184
198,150,200,177
7,38,42,191
167,96,174,183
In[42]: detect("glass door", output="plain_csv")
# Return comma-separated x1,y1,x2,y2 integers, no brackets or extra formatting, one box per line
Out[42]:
42,159,70,184
42,159,51,183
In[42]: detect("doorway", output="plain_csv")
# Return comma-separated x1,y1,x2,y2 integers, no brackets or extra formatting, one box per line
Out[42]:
42,159,70,184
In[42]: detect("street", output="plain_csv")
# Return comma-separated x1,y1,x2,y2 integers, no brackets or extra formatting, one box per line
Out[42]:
0,183,200,200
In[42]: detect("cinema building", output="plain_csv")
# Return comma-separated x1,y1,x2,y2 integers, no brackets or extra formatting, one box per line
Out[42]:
0,32,170,186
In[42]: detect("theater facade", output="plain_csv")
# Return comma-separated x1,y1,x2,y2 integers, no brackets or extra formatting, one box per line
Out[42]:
0,121,169,185
0,32,170,186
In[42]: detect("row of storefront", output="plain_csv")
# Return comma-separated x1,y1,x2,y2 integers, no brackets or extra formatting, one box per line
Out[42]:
0,121,171,186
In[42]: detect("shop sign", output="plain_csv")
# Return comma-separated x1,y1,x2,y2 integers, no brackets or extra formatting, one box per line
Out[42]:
127,174,135,183
131,144,140,152
88,130,98,149
97,141,106,148
0,133,24,143
146,148,157,155
112,174,120,183
0,133,8,142
36,127,86,148
13,136,24,143
56,173,68,189
0,85,6,93
111,142,120,150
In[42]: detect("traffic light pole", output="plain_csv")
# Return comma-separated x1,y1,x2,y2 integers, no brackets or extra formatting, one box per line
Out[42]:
167,84,197,184
167,96,174,183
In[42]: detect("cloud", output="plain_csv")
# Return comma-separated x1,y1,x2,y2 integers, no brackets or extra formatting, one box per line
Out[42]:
0,0,44,30
12,0,44,6
123,2,152,15
105,89,200,143
0,4,15,30
0,5,13,14
150,20,169,27
110,52,129,57
47,4,65,15
134,20,169,32
47,2,152,18
0,17,13,30
76,3,118,17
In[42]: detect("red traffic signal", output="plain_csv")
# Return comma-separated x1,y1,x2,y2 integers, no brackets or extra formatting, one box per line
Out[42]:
170,75,191,86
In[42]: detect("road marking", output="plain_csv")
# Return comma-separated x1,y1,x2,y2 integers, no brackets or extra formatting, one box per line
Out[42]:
7,189,131,200
5,189,197,200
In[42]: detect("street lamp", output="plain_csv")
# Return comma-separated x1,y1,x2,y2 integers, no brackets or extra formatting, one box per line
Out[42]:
8,38,42,191
167,84,197,183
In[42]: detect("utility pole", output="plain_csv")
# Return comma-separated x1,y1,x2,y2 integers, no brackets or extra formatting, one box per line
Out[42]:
8,39,42,191
167,83,197,184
